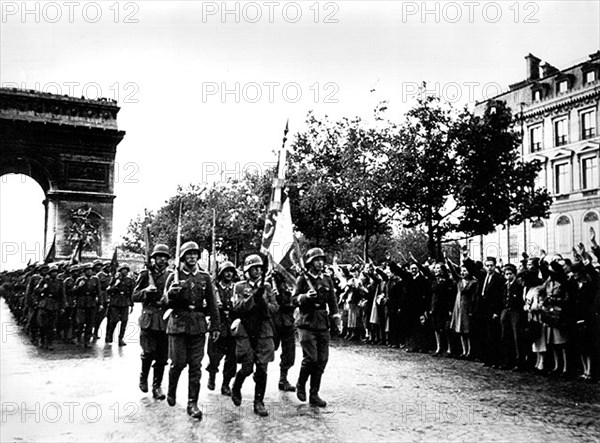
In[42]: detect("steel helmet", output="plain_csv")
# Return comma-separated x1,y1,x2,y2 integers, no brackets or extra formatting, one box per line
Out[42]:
218,261,236,276
243,254,263,272
179,241,201,261
151,244,171,259
118,264,130,272
48,264,59,273
305,247,325,265
92,259,103,267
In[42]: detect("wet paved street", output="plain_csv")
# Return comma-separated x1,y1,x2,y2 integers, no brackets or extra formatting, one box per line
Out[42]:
1,299,599,442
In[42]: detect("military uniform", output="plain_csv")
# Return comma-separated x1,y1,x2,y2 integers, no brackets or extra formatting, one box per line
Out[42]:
162,242,221,417
230,254,278,416
106,266,134,345
293,248,340,407
133,249,171,399
74,266,101,347
24,266,46,344
272,272,296,391
60,267,79,342
94,264,111,339
34,268,65,349
206,267,237,395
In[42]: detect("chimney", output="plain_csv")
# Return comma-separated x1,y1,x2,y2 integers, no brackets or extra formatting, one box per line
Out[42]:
541,62,559,77
525,53,541,81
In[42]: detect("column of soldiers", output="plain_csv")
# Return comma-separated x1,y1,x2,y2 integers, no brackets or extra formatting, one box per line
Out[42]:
129,242,338,420
0,260,135,350
0,243,341,421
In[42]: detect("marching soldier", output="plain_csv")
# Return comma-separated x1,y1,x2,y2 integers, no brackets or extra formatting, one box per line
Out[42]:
293,247,341,407
93,261,111,340
133,244,171,400
206,261,238,396
230,254,278,417
34,264,65,350
24,264,48,345
163,241,221,420
106,264,134,346
74,263,102,347
61,264,80,343
271,270,296,392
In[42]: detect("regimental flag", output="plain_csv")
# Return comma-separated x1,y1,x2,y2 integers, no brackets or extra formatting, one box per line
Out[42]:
110,247,119,275
261,122,297,289
44,235,56,264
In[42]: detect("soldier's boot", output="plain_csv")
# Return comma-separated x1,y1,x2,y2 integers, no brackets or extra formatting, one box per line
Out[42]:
296,366,310,402
309,372,327,407
207,372,216,391
231,372,246,407
221,377,232,396
167,368,181,407
152,365,166,400
118,322,127,346
278,368,296,392
186,381,202,420
253,372,269,417
139,359,152,393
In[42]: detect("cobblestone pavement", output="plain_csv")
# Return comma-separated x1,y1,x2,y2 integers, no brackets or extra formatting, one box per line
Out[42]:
1,299,599,442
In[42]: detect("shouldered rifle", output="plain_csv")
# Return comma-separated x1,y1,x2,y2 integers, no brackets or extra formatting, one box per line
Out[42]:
143,225,156,287
163,202,183,321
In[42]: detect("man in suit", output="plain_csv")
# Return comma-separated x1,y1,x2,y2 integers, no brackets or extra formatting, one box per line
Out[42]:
475,257,505,367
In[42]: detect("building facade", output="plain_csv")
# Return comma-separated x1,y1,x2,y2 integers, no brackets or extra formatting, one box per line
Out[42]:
469,51,600,263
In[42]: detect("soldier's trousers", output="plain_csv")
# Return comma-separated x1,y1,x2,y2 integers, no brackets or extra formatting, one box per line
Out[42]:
94,305,108,337
59,307,75,339
76,307,95,342
298,328,330,375
140,329,168,366
274,326,296,372
106,306,129,342
37,309,58,346
168,333,206,401
206,334,237,382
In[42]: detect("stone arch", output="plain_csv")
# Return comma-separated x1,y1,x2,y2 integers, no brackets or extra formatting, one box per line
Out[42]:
0,88,125,260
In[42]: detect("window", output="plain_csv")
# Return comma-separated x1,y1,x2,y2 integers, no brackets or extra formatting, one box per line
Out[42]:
529,219,545,256
582,156,599,189
555,215,572,254
583,212,600,248
557,80,569,93
585,70,597,84
554,118,568,146
530,125,542,152
554,163,570,194
533,90,542,101
582,110,596,139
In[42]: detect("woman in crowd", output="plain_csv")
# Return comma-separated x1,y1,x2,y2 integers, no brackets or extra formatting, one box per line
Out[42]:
448,260,478,359
429,263,455,356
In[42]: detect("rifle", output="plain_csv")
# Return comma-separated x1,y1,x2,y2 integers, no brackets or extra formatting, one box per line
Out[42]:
163,202,183,321
292,237,316,293
143,226,156,287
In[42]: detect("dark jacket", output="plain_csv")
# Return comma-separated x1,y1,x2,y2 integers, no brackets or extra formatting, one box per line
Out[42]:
133,266,170,331
163,266,221,335
293,272,338,331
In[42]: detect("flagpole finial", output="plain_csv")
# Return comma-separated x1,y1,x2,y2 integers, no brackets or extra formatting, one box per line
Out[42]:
282,119,289,149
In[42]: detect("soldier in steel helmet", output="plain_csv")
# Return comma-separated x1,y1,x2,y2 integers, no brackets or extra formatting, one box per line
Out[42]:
34,264,65,350
162,241,221,420
293,247,341,407
61,264,80,343
92,259,109,340
106,264,134,346
74,262,102,347
230,254,279,417
24,263,49,345
133,243,172,400
206,260,238,396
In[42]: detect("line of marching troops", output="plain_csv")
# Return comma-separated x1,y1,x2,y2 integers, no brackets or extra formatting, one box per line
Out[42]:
0,242,341,421
1,259,135,350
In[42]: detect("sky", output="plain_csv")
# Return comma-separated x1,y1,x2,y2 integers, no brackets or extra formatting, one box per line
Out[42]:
1,0,599,270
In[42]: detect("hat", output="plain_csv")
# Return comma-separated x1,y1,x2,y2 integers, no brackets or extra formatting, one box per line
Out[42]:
179,241,201,261
218,261,236,276
118,264,130,272
243,254,263,272
92,259,103,267
83,263,93,270
151,244,171,259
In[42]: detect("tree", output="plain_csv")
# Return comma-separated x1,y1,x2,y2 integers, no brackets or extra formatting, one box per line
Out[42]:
388,93,551,260
288,104,399,259
120,171,273,265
